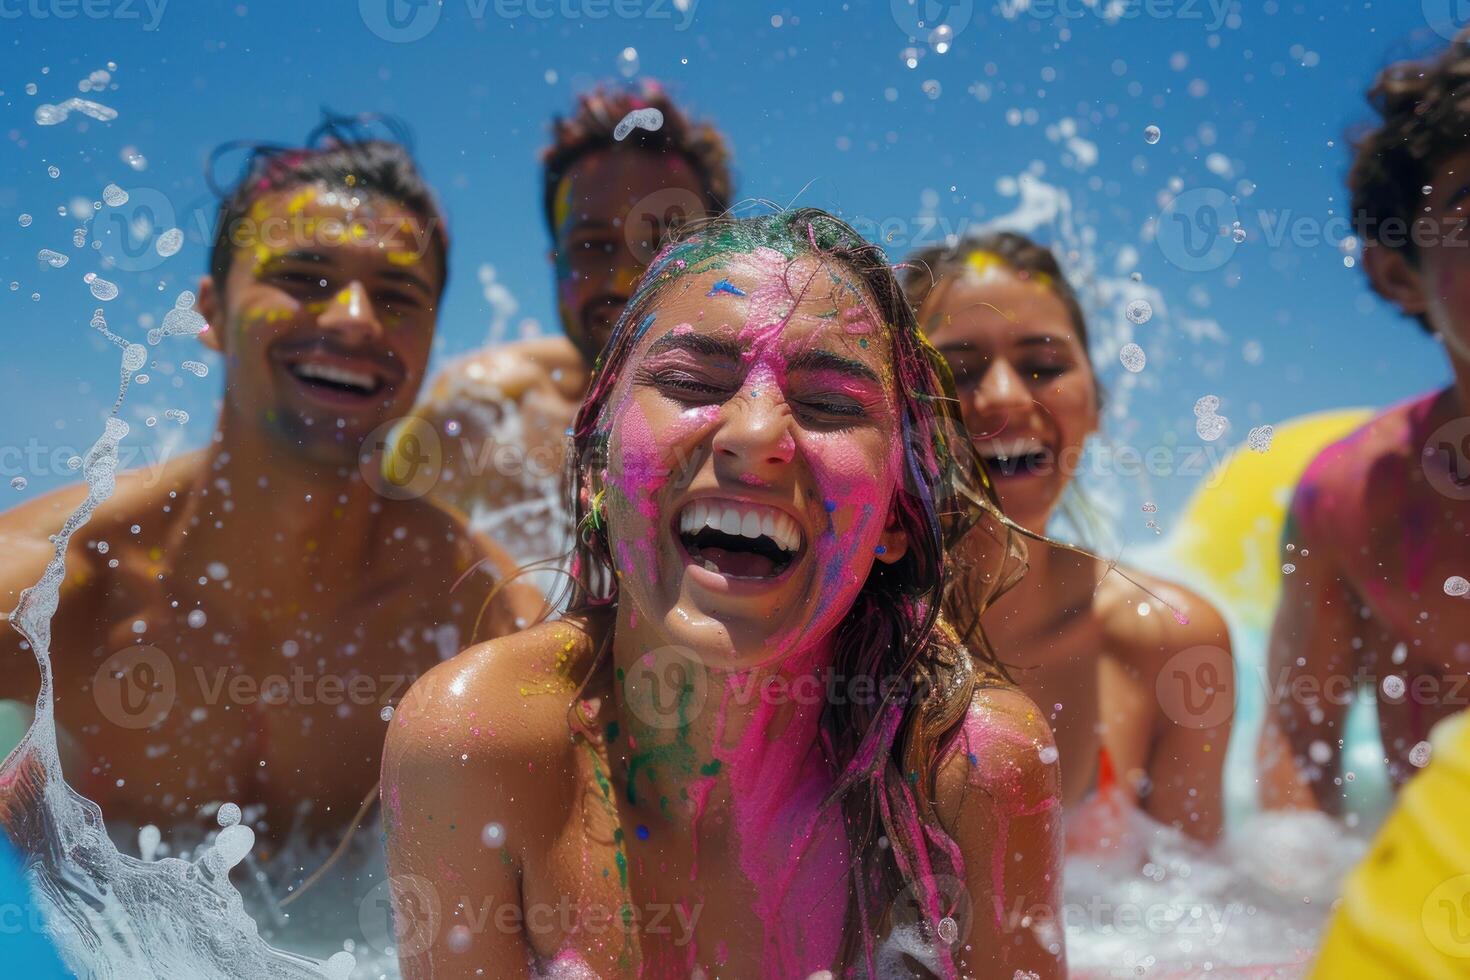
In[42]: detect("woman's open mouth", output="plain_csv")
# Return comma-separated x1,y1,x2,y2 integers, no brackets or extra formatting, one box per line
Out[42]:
975,437,1054,479
674,498,804,581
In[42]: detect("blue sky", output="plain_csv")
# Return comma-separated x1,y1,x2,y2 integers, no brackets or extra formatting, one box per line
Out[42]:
0,0,1455,536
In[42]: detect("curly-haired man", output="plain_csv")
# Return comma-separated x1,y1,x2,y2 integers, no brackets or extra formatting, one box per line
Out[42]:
1260,38,1470,811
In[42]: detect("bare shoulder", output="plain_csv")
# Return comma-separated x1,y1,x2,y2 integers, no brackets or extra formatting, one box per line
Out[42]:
934,680,1060,827
1095,569,1231,677
0,452,201,610
385,618,597,796
420,337,588,410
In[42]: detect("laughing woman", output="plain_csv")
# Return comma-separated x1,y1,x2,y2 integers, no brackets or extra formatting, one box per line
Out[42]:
382,210,1065,978
903,232,1233,842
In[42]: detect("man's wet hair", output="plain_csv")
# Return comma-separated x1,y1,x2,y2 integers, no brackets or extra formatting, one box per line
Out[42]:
540,81,733,241
206,113,449,298
1349,34,1470,333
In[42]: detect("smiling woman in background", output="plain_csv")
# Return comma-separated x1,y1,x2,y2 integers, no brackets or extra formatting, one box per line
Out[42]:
383,210,1066,978
904,232,1234,842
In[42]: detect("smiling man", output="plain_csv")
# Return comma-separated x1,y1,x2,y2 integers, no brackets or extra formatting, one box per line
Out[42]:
1260,39,1470,812
412,82,733,576
0,126,540,856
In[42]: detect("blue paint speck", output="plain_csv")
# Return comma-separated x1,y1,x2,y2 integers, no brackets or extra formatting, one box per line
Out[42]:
707,278,747,298
874,545,887,555
636,824,650,841
823,500,837,513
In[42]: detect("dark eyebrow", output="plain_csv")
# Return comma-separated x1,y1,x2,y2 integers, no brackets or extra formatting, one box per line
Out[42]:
787,348,882,384
645,331,744,361
263,250,434,296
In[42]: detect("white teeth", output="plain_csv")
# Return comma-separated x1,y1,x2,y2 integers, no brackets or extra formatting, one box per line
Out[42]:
680,499,804,554
720,506,741,536
293,362,376,391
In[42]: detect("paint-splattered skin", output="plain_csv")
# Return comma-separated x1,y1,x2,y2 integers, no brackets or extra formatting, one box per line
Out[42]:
920,261,1233,841
384,251,1066,977
1261,387,1470,810
0,182,540,848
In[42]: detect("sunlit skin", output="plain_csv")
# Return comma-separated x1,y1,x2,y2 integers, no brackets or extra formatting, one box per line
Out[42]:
922,262,1233,841
414,151,709,545
0,184,541,854
384,255,1065,978
1260,150,1470,811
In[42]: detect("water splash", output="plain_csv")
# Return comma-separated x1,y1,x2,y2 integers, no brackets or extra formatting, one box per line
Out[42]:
34,98,118,126
0,300,354,980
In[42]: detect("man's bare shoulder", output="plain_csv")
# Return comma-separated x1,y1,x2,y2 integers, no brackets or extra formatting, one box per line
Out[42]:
1292,396,1436,541
422,336,589,409
935,680,1061,827
0,452,203,610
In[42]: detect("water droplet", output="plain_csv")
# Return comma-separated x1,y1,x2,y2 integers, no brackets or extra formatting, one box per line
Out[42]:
217,802,241,827
181,360,209,378
613,107,664,142
617,46,639,77
1409,741,1433,768
47,165,60,179
1445,576,1470,597
937,916,958,943
89,276,118,301
122,344,146,372
1119,342,1147,373
1125,299,1153,325
922,79,942,99
1247,425,1274,453
1281,563,1296,574
10,477,27,491
1232,227,1247,244
164,409,189,425
481,822,506,848
154,227,184,257
1144,124,1162,144
1141,502,1158,513
1308,740,1332,765
379,705,394,722
1382,675,1406,699
38,249,68,268
101,183,129,207
24,82,37,96
187,609,207,628
18,213,32,227
1038,745,1059,765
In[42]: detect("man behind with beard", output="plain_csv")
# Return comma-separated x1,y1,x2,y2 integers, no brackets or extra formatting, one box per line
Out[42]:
412,82,734,572
0,120,540,853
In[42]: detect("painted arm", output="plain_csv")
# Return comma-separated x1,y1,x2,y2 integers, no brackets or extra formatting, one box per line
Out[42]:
1258,509,1362,814
934,683,1066,979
